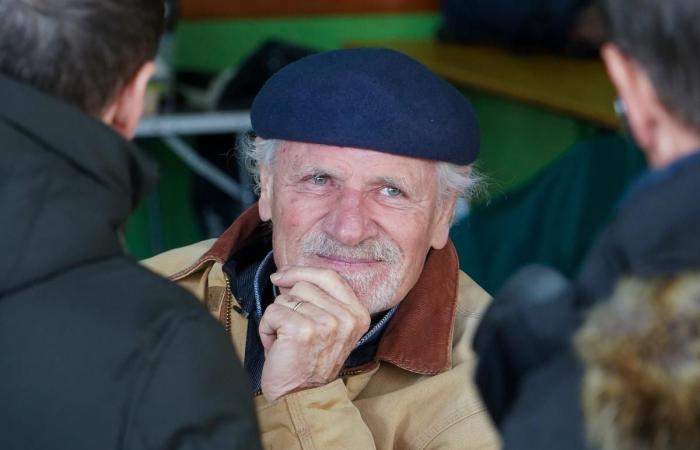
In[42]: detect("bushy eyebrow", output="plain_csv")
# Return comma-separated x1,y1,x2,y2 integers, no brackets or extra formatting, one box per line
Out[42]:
372,176,417,196
287,164,420,195
288,165,339,179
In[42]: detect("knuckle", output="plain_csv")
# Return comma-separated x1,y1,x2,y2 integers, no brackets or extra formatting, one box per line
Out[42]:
317,267,342,281
361,309,371,323
276,294,302,309
320,315,340,335
288,281,313,296
295,322,315,342
273,294,292,305
265,303,284,315
336,316,357,337
314,266,334,276
356,311,371,330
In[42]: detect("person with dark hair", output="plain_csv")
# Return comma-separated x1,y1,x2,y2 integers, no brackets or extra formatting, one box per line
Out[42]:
144,48,499,449
473,0,700,448
0,1,260,449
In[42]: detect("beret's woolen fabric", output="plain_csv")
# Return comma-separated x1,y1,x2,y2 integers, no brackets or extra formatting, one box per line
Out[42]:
250,48,480,165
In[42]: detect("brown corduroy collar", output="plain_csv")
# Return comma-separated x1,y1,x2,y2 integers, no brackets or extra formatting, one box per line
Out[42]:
199,204,460,374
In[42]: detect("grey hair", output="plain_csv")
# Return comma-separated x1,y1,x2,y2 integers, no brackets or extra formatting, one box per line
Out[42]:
435,161,482,202
239,135,483,202
239,135,282,194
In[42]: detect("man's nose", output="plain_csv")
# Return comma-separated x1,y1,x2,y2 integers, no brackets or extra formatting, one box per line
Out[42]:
322,189,377,247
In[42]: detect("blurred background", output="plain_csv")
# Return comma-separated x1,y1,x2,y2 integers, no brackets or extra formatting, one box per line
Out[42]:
128,0,646,295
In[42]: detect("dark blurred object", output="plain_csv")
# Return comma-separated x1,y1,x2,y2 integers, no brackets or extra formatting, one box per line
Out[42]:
173,40,317,112
439,0,605,56
190,134,252,238
217,40,316,110
183,40,317,238
165,0,178,30
474,265,591,450
474,153,700,449
474,265,577,426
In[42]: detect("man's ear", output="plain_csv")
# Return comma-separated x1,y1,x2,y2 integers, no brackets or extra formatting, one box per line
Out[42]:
430,195,458,250
102,61,156,139
601,44,662,157
258,163,273,222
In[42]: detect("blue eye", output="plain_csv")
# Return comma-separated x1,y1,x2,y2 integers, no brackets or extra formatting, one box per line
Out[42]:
382,186,403,197
311,174,328,185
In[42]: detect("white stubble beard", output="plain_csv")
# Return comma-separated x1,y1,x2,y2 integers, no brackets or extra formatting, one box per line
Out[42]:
300,232,404,314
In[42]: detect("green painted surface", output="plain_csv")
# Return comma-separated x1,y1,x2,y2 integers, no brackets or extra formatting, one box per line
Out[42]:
452,133,645,294
125,139,202,259
175,13,441,71
465,88,597,200
124,198,151,260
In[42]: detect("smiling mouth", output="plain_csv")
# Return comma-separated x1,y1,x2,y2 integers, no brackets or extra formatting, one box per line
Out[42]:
314,254,383,268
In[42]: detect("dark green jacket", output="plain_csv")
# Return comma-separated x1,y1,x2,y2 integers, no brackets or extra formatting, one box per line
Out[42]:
0,74,261,450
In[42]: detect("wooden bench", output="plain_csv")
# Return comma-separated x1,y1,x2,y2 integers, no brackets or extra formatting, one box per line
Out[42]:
350,40,619,129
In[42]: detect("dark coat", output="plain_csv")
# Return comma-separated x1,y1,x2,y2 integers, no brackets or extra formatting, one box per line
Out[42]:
474,151,700,449
0,74,261,450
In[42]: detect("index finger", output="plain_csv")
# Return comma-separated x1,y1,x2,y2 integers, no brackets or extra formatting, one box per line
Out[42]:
270,266,359,307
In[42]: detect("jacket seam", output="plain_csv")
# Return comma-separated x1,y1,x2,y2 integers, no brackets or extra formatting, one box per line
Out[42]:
170,256,220,281
286,395,318,450
410,405,485,450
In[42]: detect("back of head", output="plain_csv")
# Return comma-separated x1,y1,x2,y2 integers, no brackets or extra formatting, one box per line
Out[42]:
577,272,700,450
0,0,165,116
602,0,700,133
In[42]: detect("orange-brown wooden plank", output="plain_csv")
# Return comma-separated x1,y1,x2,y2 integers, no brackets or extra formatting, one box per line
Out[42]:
180,0,439,20
350,40,618,129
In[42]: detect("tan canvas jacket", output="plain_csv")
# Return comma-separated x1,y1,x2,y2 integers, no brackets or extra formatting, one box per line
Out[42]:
143,206,500,450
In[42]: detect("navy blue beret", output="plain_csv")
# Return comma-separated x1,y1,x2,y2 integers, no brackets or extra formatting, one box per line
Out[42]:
250,48,480,165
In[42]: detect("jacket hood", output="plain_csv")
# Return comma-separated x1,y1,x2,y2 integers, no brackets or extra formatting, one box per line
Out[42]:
0,74,157,295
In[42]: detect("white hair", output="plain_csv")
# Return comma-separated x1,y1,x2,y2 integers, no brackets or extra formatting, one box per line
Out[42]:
239,135,483,203
239,135,281,194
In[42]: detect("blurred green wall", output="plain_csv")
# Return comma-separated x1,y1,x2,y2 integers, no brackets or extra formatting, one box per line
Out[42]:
175,14,442,71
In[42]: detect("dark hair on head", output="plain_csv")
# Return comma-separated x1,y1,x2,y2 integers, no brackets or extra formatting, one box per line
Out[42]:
601,0,700,132
0,0,165,116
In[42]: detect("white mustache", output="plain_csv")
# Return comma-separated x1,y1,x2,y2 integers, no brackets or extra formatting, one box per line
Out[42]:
301,232,401,263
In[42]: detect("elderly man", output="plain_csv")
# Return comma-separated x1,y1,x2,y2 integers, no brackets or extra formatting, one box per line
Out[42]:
146,48,498,449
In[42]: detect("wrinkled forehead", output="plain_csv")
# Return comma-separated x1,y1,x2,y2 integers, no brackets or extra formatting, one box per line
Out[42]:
276,141,439,182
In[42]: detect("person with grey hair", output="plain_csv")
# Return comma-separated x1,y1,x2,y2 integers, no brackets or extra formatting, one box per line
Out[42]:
145,48,499,449
0,1,260,449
